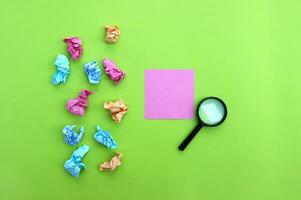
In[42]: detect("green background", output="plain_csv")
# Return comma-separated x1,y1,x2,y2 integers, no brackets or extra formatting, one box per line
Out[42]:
1,0,300,200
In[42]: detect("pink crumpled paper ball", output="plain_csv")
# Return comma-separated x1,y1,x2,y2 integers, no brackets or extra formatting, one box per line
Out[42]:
66,89,93,116
63,37,83,60
103,59,125,84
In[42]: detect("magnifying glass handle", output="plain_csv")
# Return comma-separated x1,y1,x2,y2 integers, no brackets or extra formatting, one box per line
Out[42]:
178,123,203,151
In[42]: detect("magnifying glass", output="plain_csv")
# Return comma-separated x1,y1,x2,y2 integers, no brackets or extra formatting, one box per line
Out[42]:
178,97,227,151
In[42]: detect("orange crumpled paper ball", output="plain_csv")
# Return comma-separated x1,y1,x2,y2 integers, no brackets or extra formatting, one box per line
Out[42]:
104,99,128,123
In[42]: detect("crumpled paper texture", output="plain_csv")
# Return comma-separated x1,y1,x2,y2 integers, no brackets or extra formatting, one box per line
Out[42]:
103,59,125,84
52,54,70,85
104,99,128,123
105,25,120,43
63,125,84,146
84,61,101,84
94,125,117,149
99,152,123,171
66,89,93,116
64,37,83,60
64,145,89,178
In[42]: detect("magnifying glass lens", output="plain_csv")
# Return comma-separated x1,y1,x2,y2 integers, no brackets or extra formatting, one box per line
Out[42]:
179,97,227,151
199,98,226,125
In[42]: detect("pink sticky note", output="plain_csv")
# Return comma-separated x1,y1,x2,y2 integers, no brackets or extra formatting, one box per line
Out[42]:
144,69,194,119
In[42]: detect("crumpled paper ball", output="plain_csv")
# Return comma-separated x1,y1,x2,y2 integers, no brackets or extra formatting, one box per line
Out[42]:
105,25,120,43
104,99,128,123
66,89,93,116
94,125,117,149
84,61,101,84
63,125,84,146
64,145,89,178
99,152,123,171
103,59,125,84
52,54,70,85
64,37,83,60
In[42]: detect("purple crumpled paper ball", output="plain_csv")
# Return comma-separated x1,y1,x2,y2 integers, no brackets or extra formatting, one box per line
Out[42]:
64,37,83,60
66,89,93,116
103,59,125,84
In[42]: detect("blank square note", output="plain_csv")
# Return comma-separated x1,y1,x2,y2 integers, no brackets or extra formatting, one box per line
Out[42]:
144,69,194,119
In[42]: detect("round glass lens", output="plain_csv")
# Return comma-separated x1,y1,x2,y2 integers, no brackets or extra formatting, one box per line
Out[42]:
198,98,226,125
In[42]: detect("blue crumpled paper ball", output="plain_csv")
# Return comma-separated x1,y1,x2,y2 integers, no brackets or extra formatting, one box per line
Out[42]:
52,54,70,85
63,125,84,146
84,61,101,84
64,145,89,178
94,125,117,149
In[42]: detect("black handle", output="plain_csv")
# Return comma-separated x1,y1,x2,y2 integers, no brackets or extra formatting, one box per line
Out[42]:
178,123,203,151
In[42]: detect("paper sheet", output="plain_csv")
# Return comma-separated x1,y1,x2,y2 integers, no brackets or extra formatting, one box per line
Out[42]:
144,69,194,119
